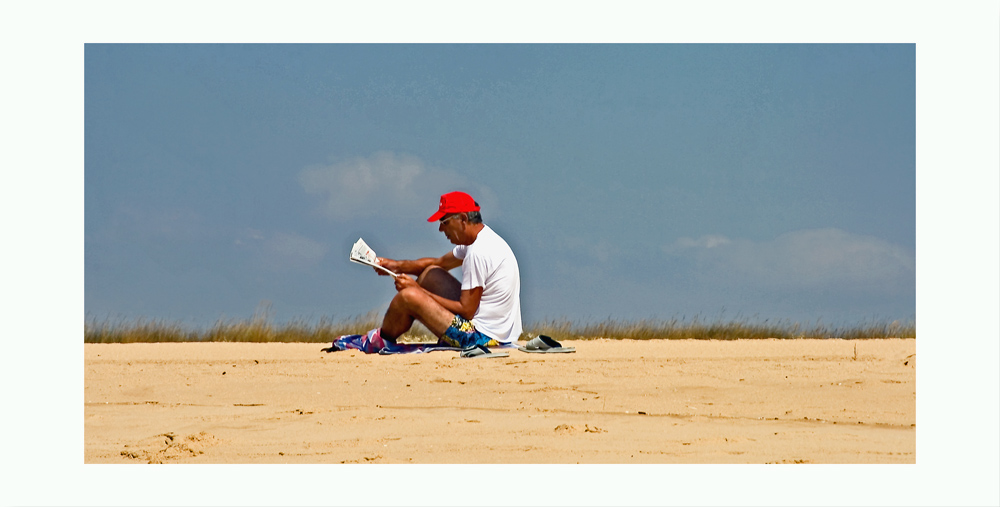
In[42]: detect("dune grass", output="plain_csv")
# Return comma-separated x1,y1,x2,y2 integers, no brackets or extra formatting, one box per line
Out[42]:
528,317,915,341
85,312,383,344
85,310,915,344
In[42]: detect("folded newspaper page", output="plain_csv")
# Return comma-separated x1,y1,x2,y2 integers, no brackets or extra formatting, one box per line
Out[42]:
350,238,399,277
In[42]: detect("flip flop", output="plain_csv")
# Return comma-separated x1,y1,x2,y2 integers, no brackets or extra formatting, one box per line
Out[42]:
455,344,510,359
517,335,576,354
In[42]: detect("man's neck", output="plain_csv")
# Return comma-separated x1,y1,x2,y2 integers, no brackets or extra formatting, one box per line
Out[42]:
463,223,486,245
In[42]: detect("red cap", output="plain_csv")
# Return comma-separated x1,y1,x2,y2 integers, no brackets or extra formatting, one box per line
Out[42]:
427,191,480,222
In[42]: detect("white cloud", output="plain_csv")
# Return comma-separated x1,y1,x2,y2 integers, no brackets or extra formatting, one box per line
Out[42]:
548,234,615,266
665,228,914,290
236,229,328,271
298,151,497,222
264,232,328,266
760,229,913,287
671,234,732,250
100,205,206,242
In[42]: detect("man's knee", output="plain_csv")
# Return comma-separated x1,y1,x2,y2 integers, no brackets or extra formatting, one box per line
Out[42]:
417,265,447,284
418,266,461,301
393,286,454,335
395,286,425,307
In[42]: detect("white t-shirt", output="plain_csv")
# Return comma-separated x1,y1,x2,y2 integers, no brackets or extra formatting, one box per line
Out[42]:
452,225,522,343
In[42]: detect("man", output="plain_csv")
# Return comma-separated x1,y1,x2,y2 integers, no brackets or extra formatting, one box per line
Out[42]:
329,191,522,353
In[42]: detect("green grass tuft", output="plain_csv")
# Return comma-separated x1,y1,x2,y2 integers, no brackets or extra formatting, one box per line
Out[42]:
525,317,915,341
85,305,400,344
85,311,915,344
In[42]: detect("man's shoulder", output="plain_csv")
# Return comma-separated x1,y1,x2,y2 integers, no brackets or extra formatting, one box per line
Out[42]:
475,225,509,246
476,226,517,260
479,224,497,239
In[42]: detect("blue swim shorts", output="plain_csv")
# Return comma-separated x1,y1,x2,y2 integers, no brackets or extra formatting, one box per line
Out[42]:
440,315,500,349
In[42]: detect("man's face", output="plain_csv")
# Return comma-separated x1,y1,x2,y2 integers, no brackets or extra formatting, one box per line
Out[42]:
438,213,465,244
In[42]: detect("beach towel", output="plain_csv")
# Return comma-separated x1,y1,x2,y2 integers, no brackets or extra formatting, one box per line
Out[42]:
323,328,387,354
323,330,516,355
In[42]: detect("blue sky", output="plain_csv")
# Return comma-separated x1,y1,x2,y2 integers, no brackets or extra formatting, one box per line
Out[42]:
86,43,915,327
5,2,999,506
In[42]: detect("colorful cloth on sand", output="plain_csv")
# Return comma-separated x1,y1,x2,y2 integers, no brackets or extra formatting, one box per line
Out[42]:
440,315,501,349
328,327,513,355
329,328,387,354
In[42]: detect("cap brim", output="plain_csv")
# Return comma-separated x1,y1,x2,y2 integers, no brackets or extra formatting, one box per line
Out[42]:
427,210,447,222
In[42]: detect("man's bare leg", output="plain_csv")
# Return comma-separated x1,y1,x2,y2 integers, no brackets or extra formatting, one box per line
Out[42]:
417,266,461,301
380,266,461,341
380,287,455,341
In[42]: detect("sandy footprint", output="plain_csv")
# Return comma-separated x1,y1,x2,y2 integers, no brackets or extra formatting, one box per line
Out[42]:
121,431,220,464
554,424,607,434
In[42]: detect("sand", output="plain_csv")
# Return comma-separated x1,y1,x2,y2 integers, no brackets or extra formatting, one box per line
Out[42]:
84,338,915,464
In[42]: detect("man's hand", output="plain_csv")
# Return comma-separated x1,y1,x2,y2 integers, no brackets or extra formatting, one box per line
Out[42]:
375,253,458,277
375,257,401,276
393,274,419,292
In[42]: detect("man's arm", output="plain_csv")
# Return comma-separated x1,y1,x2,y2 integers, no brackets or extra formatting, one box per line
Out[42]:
392,274,482,321
430,251,479,319
377,251,462,276
385,250,482,320
433,286,482,321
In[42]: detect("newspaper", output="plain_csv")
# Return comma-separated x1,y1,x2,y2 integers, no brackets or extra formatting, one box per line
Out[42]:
349,238,399,277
